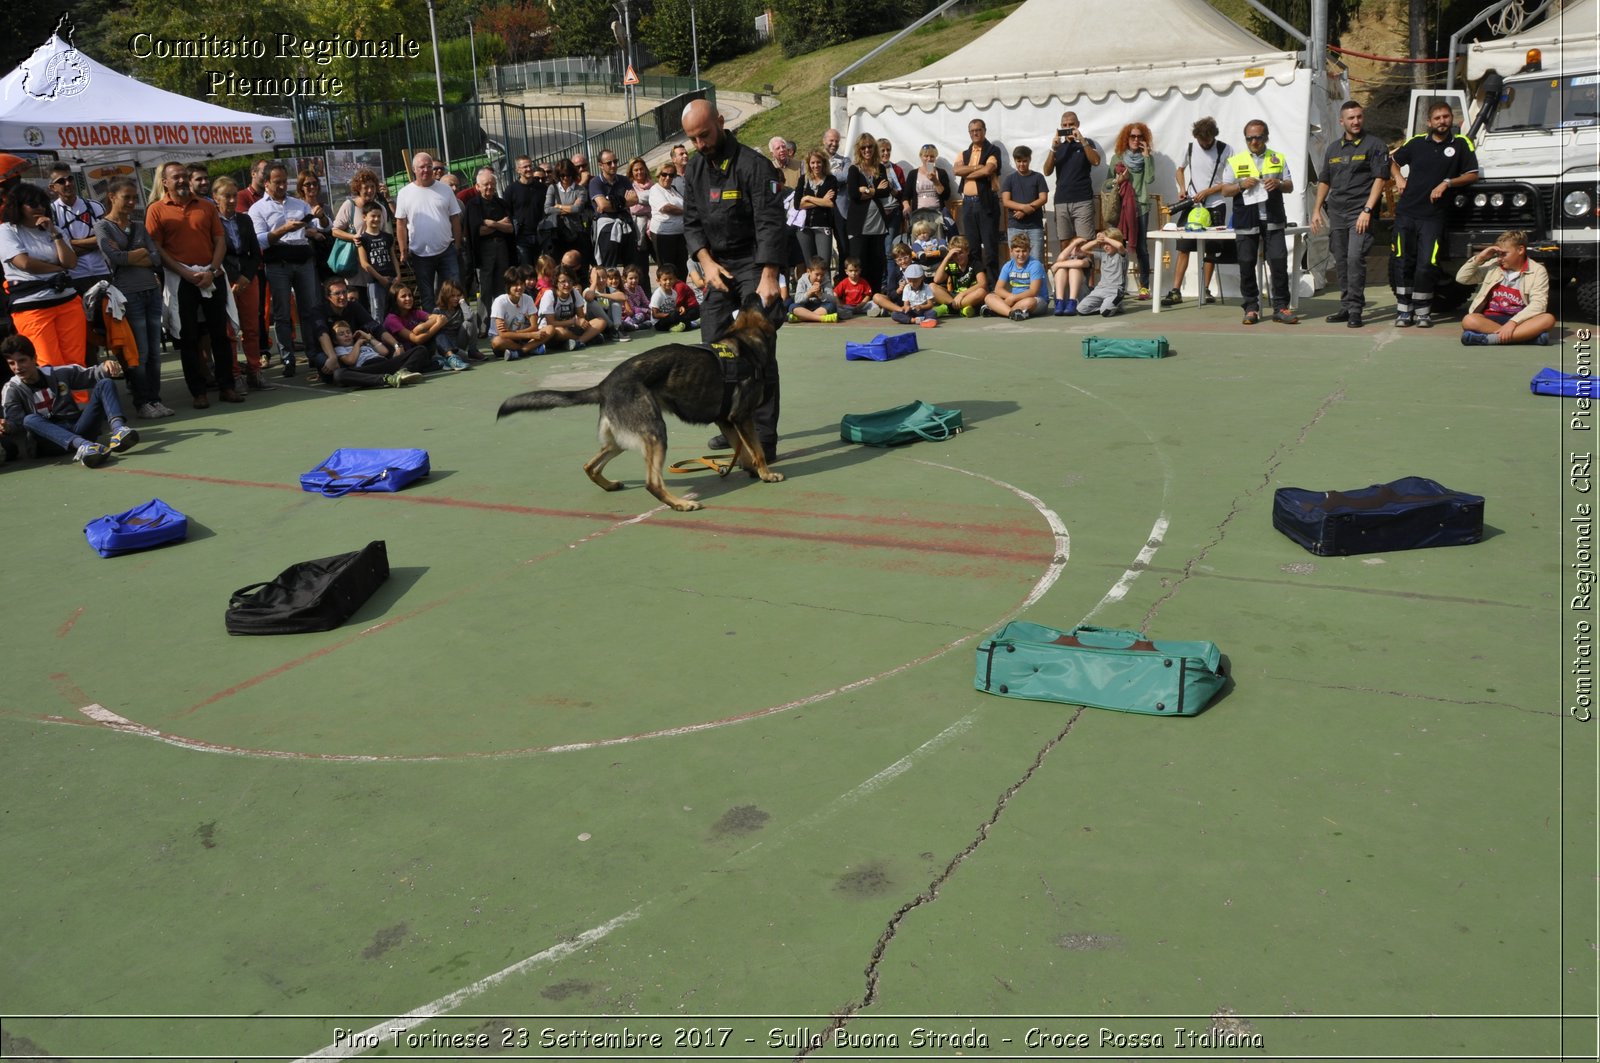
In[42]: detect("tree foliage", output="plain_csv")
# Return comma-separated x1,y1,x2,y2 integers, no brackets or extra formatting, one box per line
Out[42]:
640,0,753,75
552,0,625,57
770,0,921,58
478,3,554,63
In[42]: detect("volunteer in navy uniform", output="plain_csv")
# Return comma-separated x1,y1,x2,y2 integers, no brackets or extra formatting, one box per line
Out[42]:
681,99,788,463
1388,100,1479,327
1311,99,1388,328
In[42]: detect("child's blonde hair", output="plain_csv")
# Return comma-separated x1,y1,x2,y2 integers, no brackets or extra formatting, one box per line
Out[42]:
1102,227,1124,243
911,218,934,240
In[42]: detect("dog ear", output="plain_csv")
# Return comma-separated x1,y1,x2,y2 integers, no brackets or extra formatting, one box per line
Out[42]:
740,293,767,317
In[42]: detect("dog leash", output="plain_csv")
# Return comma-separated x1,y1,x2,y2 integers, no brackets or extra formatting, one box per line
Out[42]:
668,454,735,477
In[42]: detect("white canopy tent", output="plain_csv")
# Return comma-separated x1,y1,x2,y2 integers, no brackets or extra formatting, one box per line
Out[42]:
0,34,293,167
844,0,1326,292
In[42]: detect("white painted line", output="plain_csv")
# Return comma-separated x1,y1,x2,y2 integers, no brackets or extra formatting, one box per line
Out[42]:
913,461,1069,612
292,908,642,1061
1077,514,1169,625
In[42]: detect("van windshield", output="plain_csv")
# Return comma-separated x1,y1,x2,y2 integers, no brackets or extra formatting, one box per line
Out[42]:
1491,73,1599,131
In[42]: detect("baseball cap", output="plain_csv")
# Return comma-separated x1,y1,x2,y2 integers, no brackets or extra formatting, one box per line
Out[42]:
903,264,925,279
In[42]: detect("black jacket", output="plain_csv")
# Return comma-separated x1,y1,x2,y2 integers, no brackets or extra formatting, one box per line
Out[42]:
683,130,788,267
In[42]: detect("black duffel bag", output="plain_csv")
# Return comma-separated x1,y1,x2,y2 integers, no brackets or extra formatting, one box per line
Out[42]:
225,540,390,635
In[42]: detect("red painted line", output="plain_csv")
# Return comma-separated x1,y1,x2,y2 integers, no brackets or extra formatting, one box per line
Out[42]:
111,467,1051,563
56,607,84,639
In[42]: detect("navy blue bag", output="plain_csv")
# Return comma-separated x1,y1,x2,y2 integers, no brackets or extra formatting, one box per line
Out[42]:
300,448,430,497
84,498,188,557
1531,368,1597,397
1273,477,1484,556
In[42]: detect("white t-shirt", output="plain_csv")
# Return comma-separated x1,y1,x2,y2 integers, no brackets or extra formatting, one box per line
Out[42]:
646,184,684,236
489,292,535,337
1182,139,1230,208
536,288,581,329
395,182,461,258
0,222,71,307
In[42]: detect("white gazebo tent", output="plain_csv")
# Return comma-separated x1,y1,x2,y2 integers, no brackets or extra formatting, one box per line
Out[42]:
0,34,293,167
845,0,1323,293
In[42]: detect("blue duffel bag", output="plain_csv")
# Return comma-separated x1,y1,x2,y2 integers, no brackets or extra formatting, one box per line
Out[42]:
84,498,188,557
1531,368,1597,397
299,448,430,497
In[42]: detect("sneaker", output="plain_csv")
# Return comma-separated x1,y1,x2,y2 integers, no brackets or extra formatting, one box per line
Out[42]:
1063,299,1077,316
1536,332,1552,345
1053,299,1067,316
959,305,977,318
1202,290,1217,304
533,345,546,355
616,332,631,342
979,306,994,317
820,312,839,323
397,370,423,386
1395,313,1414,328
865,303,886,317
506,349,522,362
918,317,939,328
1461,330,1489,345
567,339,586,351
1415,315,1434,329
430,354,449,372
1009,308,1028,322
153,401,176,418
1242,310,1260,325
787,311,799,323
444,353,470,371
219,389,245,403
1325,309,1350,323
74,442,110,468
1271,308,1300,325
383,372,404,388
281,362,296,378
136,402,162,419
109,425,140,452
669,322,689,333
1162,287,1183,305
932,303,949,317
1136,287,1151,301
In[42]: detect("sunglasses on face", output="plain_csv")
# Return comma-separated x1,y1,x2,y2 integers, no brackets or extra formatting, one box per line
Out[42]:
1245,134,1267,141
431,165,446,173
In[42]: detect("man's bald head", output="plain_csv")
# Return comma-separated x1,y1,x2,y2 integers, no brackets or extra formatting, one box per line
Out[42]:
682,100,724,155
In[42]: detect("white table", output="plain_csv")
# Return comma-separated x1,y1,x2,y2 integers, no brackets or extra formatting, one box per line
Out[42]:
1147,225,1309,314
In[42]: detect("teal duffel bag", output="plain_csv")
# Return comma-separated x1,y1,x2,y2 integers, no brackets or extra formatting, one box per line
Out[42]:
974,622,1225,716
840,400,963,446
1082,336,1169,358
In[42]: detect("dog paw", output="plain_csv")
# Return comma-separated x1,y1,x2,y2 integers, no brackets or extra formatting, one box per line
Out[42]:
760,471,786,483
672,499,704,512
601,481,624,491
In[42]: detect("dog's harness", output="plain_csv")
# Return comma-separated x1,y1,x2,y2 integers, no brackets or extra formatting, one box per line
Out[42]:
707,339,764,422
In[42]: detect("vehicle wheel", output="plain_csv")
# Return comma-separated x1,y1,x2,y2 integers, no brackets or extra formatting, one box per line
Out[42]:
1577,275,1599,324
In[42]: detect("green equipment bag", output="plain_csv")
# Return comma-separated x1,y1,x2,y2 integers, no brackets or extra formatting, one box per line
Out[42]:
974,622,1225,716
1082,336,1169,359
839,400,963,446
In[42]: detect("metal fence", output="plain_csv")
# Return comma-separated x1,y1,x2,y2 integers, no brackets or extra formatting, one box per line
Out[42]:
291,88,712,184
482,57,704,102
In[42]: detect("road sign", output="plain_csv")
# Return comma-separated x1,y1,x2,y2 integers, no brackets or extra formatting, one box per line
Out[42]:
623,65,640,86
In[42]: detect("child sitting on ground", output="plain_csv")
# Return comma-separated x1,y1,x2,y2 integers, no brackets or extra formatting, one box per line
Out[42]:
651,264,701,333
833,258,875,319
540,268,609,350
433,280,480,366
932,236,989,317
1054,228,1127,317
490,267,546,360
876,263,939,326
984,233,1047,320
618,266,654,334
328,319,428,387
789,258,840,323
586,266,630,340
876,242,916,313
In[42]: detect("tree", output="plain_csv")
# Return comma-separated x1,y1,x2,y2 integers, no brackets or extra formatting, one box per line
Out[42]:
552,0,623,57
770,0,918,58
640,0,753,75
479,2,555,63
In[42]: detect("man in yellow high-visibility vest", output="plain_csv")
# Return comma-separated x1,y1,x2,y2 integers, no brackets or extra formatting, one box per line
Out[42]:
1220,120,1298,325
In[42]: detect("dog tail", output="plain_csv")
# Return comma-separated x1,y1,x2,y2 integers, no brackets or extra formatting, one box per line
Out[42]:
497,386,602,419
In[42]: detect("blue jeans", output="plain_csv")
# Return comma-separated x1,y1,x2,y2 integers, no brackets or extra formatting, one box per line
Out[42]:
408,250,460,312
121,286,164,406
24,379,125,452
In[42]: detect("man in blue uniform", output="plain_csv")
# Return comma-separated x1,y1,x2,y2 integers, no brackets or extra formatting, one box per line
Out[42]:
1389,101,1479,327
681,99,788,463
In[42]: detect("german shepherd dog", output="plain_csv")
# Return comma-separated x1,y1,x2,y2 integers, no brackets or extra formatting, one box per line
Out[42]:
497,305,782,512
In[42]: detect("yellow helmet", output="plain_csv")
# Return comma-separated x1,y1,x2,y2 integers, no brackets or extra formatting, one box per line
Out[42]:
1184,205,1212,231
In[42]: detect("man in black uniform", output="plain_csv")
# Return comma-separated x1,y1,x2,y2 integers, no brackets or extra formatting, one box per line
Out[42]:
681,99,788,463
1311,99,1388,328
504,155,547,267
1389,100,1479,327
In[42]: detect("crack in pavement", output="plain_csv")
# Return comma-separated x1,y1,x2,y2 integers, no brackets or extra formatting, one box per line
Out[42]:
1260,673,1558,717
795,707,1087,1060
1140,384,1347,631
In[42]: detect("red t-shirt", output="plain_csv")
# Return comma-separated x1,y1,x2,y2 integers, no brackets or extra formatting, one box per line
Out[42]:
834,277,873,307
